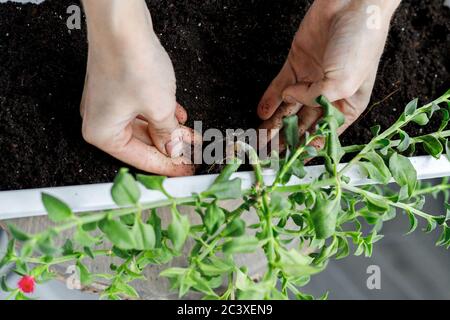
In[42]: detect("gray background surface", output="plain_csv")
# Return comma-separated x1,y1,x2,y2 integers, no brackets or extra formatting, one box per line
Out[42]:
1,180,449,300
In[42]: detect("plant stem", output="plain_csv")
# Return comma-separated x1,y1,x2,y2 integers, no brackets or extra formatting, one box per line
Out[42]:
339,94,450,175
20,249,112,266
414,183,450,197
273,134,318,188
52,196,195,234
343,184,436,221
339,130,450,155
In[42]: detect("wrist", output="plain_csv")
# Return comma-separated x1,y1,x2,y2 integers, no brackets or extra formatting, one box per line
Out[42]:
82,0,159,65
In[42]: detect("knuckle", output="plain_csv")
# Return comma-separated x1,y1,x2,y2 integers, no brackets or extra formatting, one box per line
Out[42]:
149,111,174,124
81,123,99,146
336,81,359,98
82,121,117,151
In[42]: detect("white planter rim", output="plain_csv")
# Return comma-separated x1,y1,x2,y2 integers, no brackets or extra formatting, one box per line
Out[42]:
1,155,449,221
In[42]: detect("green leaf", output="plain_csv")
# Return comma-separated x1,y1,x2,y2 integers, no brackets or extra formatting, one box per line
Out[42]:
404,98,418,116
120,213,135,226
436,225,450,248
111,168,141,206
424,218,438,233
382,207,397,222
406,211,418,235
62,239,74,255
137,175,169,196
222,236,259,254
0,239,15,270
148,209,162,248
114,280,140,299
269,193,290,217
335,236,350,260
397,130,411,152
1,277,13,292
445,140,450,162
439,108,449,131
37,236,57,256
215,158,243,183
310,192,341,240
203,202,225,235
198,256,234,276
314,237,339,265
132,219,156,251
283,115,300,150
418,136,443,158
74,226,98,247
370,125,381,137
291,159,307,179
222,218,246,237
277,248,323,278
8,224,31,242
160,267,188,278
389,153,417,197
360,152,392,184
325,119,345,164
412,113,429,126
168,208,190,252
290,275,311,287
304,146,318,158
290,192,306,206
41,193,73,222
202,178,242,200
82,221,98,232
429,102,441,118
83,246,95,259
364,193,390,213
190,271,216,296
100,219,136,250
316,95,345,127
291,214,304,228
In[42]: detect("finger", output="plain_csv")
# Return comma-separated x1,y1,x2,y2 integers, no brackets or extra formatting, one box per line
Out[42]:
257,61,297,120
262,104,320,154
111,135,195,177
334,99,364,136
259,102,302,147
297,106,325,155
137,103,188,124
145,110,180,156
133,118,201,159
165,126,203,158
175,103,188,125
132,118,154,146
297,105,323,136
282,79,348,107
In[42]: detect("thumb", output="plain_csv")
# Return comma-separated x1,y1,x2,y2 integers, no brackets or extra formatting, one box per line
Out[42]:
145,103,181,157
282,80,342,107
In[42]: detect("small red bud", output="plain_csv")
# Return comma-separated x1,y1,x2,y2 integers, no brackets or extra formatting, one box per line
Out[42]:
17,275,35,294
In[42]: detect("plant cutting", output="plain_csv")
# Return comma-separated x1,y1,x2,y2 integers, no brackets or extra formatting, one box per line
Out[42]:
1,90,450,300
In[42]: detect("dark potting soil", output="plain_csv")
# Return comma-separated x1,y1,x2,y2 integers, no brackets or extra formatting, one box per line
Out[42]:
0,0,449,191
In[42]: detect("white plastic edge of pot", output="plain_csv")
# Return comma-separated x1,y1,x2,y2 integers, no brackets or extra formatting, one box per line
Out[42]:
0,155,450,221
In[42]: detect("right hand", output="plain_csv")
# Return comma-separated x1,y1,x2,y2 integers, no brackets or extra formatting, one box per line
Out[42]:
81,7,196,176
258,0,400,150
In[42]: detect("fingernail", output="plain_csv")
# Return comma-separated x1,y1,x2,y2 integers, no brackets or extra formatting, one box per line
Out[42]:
284,95,297,104
166,140,184,158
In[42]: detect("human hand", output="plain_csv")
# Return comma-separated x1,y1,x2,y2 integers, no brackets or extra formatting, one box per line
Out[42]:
258,0,401,149
81,0,196,176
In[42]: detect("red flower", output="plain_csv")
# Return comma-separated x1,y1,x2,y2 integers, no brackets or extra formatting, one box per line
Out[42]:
17,275,35,294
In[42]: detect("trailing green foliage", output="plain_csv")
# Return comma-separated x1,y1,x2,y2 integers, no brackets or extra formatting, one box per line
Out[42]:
1,91,450,300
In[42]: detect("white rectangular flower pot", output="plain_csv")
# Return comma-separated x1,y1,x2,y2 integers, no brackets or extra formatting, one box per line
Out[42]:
0,155,449,221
